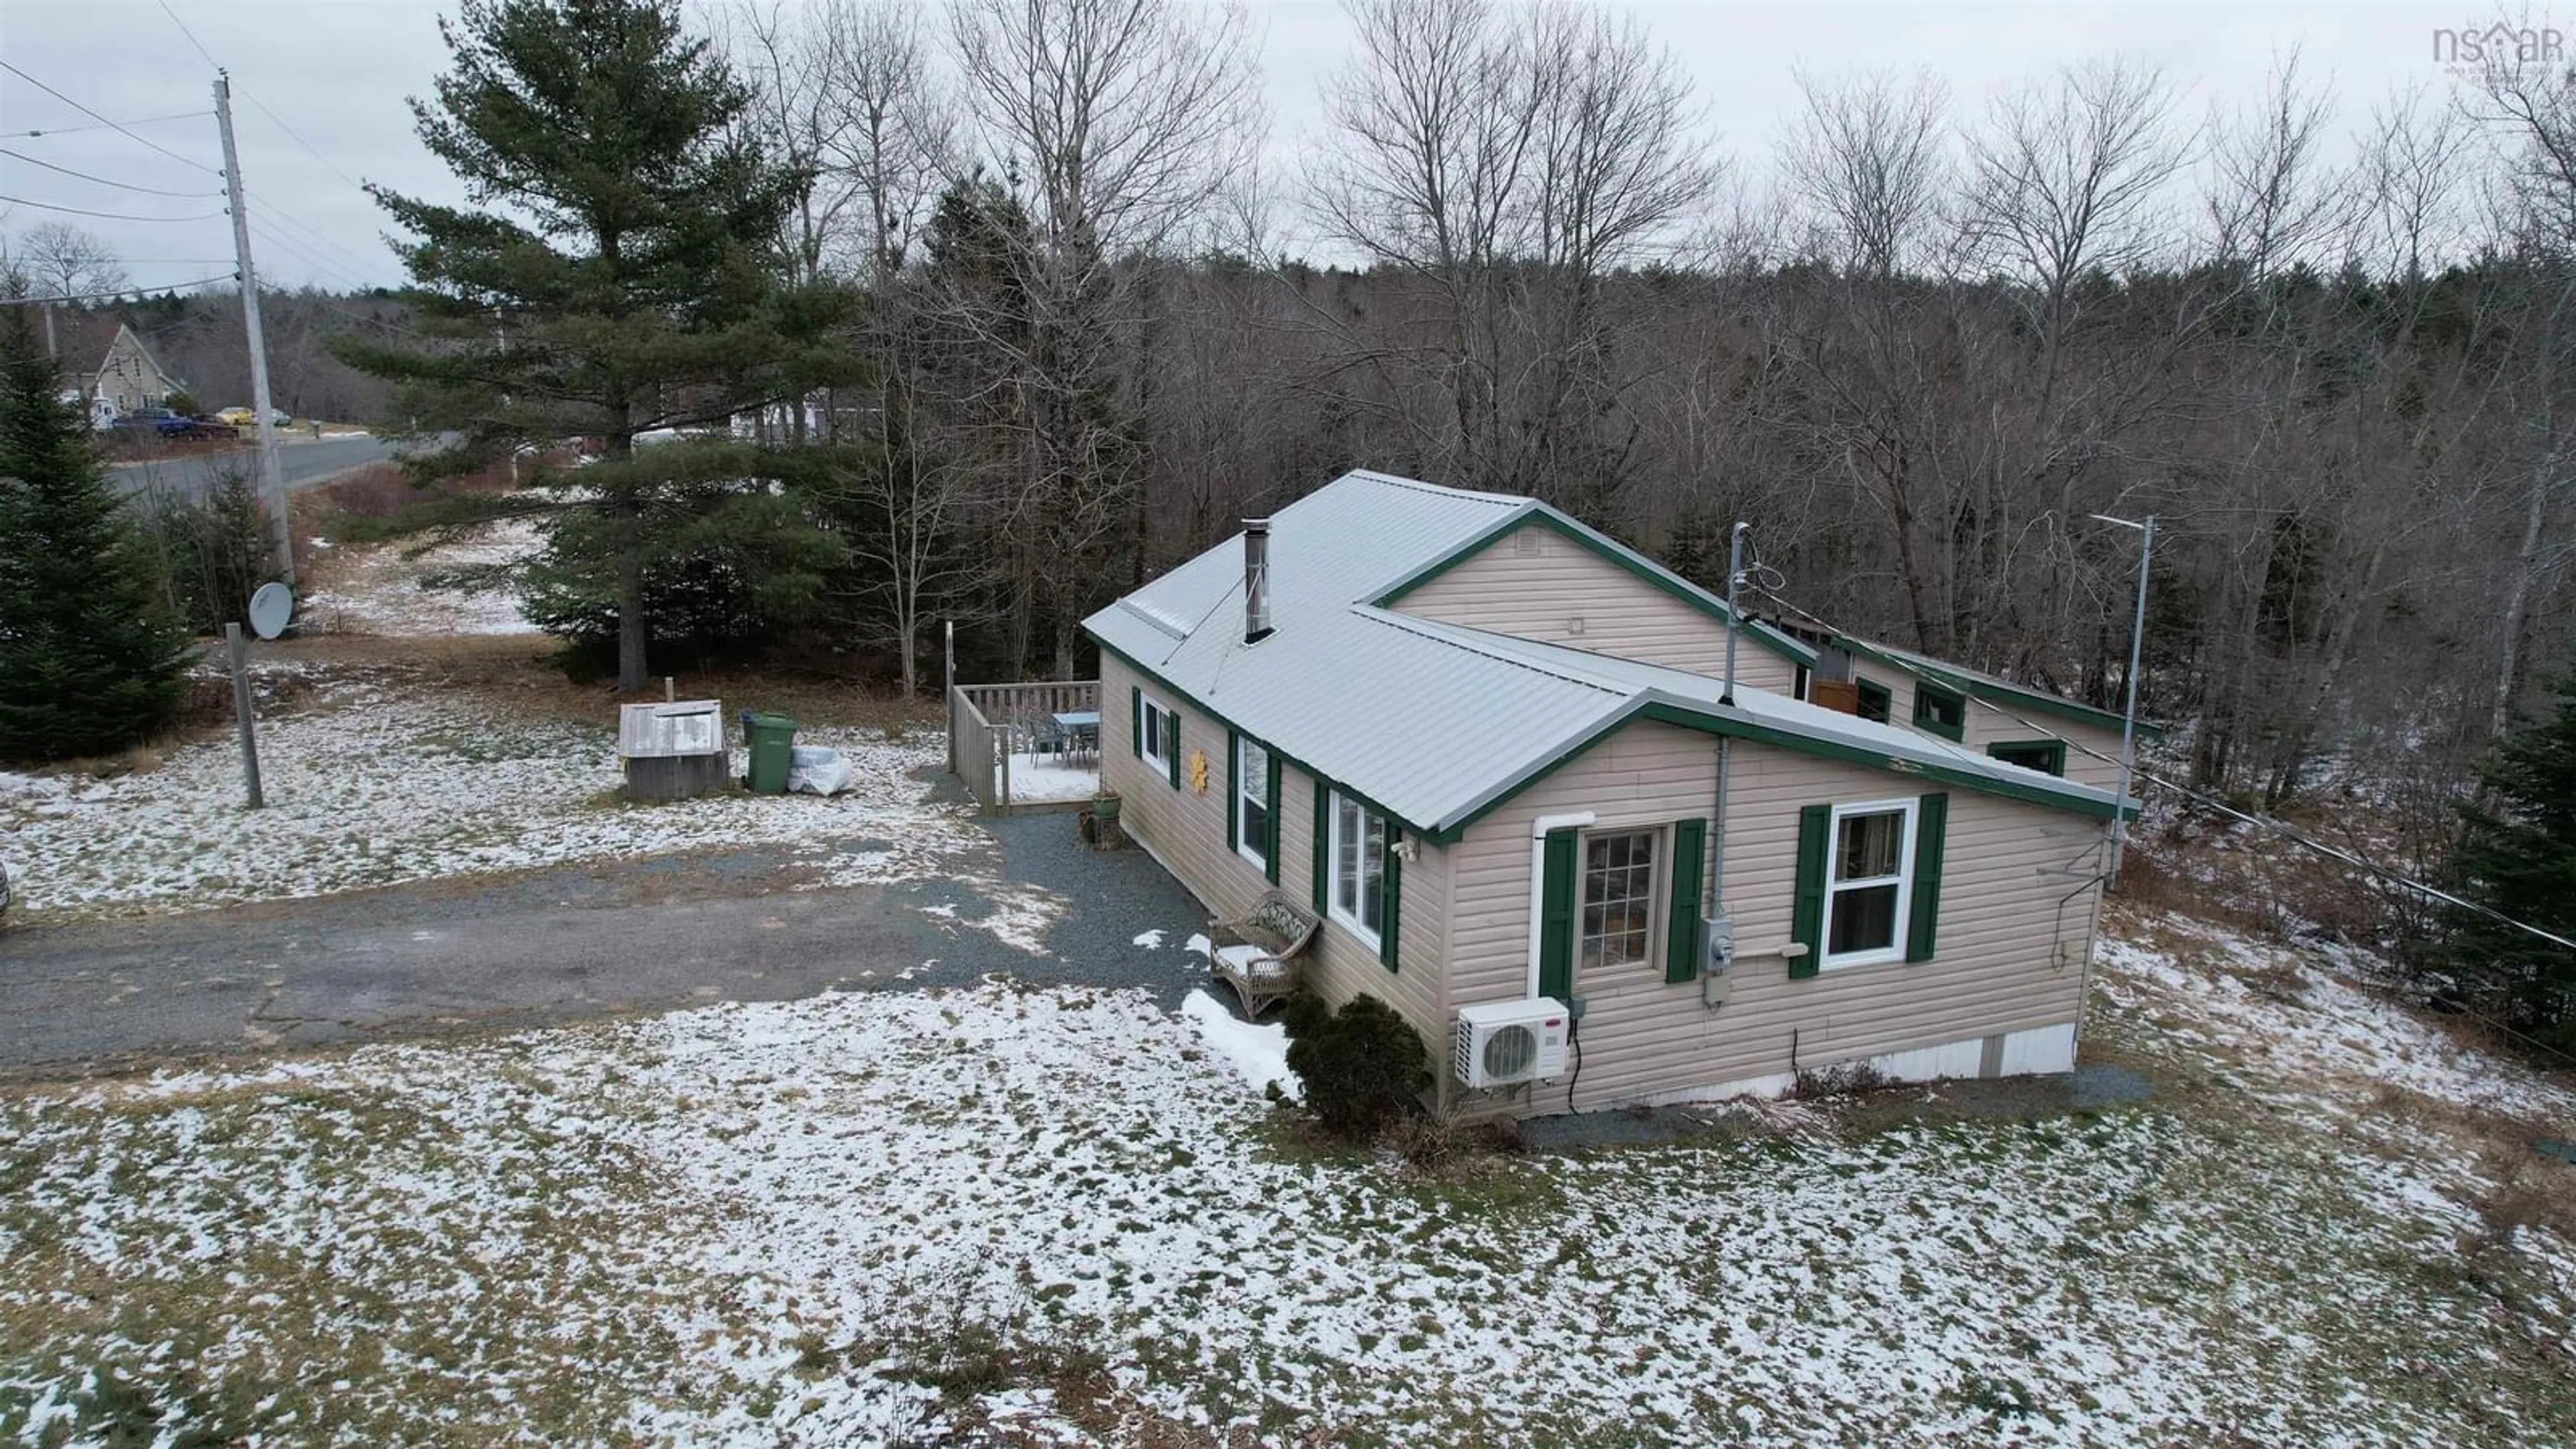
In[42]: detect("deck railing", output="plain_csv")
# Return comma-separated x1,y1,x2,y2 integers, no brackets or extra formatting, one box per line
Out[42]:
947,679,1102,814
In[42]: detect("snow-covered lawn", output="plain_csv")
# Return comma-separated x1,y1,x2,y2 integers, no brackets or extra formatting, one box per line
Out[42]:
302,519,543,637
2095,911,2576,1126
0,667,983,920
3,966,2571,1446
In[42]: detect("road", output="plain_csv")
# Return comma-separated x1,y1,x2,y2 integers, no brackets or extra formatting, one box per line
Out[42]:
108,433,398,501
0,813,1214,1081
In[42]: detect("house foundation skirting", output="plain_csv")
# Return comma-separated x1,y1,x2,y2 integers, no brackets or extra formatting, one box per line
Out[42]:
1638,1021,2080,1108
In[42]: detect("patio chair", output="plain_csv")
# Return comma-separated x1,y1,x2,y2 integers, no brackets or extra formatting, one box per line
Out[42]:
1028,714,1065,759
1205,891,1322,1018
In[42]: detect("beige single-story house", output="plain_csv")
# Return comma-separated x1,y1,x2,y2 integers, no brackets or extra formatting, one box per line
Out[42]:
1084,470,2139,1114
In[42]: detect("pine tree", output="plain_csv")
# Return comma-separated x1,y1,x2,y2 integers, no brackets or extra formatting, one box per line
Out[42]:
0,307,192,761
2443,668,2576,1054
340,0,860,691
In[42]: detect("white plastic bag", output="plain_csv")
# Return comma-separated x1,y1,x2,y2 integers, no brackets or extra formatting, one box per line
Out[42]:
787,745,853,796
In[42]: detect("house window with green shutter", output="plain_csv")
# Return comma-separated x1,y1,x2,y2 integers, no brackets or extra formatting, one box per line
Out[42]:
1912,681,1968,741
1138,693,1179,783
1234,737,1273,873
1823,798,1917,969
1327,790,1388,950
1581,829,1660,972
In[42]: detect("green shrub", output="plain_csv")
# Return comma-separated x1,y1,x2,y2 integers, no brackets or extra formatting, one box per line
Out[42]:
140,468,275,634
1281,993,1430,1141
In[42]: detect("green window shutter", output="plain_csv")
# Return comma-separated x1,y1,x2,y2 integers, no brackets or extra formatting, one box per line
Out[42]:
1665,817,1708,983
1167,714,1182,790
1225,733,1240,851
1379,826,1403,972
1907,793,1949,962
1264,753,1283,883
1790,804,1830,979
1538,827,1578,1003
1311,780,1332,914
1129,686,1142,757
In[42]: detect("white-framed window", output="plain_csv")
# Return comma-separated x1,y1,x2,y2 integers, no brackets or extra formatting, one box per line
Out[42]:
1581,827,1661,973
1139,693,1179,776
1328,789,1387,948
1823,798,1917,969
1236,738,1271,871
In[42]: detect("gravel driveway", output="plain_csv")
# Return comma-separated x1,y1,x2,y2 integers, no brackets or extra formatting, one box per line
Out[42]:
0,806,1217,1081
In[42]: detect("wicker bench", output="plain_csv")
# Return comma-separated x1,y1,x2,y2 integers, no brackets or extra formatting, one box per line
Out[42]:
1205,891,1321,1018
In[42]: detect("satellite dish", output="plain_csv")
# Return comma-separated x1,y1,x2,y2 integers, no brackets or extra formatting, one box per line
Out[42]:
248,581,295,641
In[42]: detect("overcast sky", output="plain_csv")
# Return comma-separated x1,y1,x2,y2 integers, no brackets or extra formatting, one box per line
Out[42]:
0,1,2520,295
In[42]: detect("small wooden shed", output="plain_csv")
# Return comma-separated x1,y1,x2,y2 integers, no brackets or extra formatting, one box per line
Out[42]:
619,700,729,801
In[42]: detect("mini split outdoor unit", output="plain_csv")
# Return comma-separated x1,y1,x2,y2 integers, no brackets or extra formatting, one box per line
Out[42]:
1454,998,1570,1089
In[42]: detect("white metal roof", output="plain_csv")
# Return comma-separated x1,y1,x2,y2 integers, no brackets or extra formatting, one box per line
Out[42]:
1084,470,2129,838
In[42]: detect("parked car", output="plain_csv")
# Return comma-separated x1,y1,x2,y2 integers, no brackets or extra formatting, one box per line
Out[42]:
217,406,256,426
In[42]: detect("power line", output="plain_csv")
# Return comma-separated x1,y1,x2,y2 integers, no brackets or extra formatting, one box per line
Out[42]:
0,63,221,174
0,193,225,223
240,90,367,195
1738,576,2576,955
7,273,236,303
247,215,382,292
0,148,225,199
150,0,370,197
7,111,211,139
246,197,395,286
152,0,221,70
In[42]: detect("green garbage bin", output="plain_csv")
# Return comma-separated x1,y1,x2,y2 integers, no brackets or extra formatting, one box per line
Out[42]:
743,710,798,794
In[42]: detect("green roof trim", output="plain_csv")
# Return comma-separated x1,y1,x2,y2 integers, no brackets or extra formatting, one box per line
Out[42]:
1089,634,1430,839
1371,505,1818,667
1093,627,2135,854
1422,700,2137,845
1838,637,2164,740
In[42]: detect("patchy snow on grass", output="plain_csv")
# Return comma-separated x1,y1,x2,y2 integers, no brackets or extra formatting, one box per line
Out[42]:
5,978,2570,1447
1002,753,1099,804
1181,988,1299,1100
0,676,983,919
2093,912,2576,1125
302,520,543,637
1132,928,1165,949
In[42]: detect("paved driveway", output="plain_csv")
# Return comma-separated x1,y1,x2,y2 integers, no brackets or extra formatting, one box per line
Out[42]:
0,812,1217,1081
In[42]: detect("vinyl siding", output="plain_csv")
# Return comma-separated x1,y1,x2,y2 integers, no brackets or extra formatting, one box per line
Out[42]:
1447,718,2105,1109
1392,523,1800,692
1100,655,1448,1045
1861,669,2133,792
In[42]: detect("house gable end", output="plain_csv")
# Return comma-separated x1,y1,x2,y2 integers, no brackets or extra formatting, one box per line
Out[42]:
1370,505,1813,675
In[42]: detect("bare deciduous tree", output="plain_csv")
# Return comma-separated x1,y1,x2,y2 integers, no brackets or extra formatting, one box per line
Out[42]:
942,0,1263,675
1305,0,1719,515
15,222,129,358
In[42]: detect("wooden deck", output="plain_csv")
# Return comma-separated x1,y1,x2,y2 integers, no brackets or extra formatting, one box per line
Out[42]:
947,680,1102,814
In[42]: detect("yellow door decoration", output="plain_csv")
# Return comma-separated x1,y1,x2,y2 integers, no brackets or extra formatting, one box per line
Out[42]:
1189,749,1210,794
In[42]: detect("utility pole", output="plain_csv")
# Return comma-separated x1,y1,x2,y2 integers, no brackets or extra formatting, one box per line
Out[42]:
213,71,294,586
2090,513,2157,888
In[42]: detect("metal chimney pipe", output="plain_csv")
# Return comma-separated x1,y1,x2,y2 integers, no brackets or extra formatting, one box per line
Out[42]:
1244,519,1273,643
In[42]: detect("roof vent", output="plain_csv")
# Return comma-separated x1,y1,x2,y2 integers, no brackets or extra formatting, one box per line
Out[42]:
1244,518,1273,644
